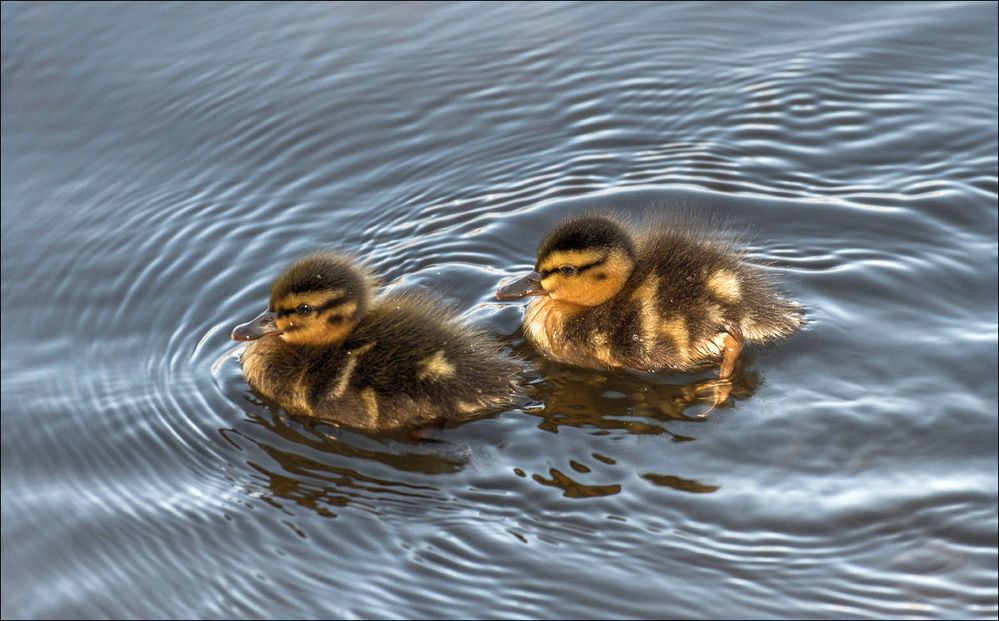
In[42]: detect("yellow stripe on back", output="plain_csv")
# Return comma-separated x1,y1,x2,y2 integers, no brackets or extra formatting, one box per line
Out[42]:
661,316,689,363
417,350,456,380
706,269,741,303
630,274,660,354
360,387,380,428
331,342,375,398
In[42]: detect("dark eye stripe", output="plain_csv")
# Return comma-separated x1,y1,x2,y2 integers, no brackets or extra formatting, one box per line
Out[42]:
276,293,349,317
539,257,605,278
315,294,350,314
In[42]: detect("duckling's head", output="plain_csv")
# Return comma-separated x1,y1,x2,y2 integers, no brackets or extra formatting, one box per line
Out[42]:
498,215,635,306
232,252,373,346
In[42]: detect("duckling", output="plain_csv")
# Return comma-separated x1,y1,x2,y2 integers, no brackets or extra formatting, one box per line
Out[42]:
496,214,802,385
231,252,521,432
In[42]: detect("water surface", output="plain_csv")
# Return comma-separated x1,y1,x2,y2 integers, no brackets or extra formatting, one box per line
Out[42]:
2,2,997,618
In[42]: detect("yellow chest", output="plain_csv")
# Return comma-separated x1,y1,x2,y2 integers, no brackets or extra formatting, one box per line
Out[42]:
523,297,601,366
240,338,311,413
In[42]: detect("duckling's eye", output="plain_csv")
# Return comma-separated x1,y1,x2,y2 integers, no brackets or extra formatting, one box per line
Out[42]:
559,265,577,276
296,304,313,315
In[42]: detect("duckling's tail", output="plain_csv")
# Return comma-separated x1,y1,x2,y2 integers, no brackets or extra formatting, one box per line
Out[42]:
739,298,805,343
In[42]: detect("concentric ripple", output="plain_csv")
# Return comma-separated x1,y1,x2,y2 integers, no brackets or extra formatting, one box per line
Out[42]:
2,2,996,618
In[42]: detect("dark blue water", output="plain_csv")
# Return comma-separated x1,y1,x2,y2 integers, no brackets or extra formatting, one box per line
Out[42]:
2,2,996,618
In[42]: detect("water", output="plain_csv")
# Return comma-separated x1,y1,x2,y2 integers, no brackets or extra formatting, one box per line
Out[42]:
2,2,996,618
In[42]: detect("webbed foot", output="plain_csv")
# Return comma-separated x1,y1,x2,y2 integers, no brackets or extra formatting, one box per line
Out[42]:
673,378,734,417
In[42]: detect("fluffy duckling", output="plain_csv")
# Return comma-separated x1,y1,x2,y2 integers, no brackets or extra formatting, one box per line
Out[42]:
497,214,802,381
232,252,521,432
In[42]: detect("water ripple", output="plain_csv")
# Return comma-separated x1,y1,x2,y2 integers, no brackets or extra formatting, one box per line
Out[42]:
3,1,996,618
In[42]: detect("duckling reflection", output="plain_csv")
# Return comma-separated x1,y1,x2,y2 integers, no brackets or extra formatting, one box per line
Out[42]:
523,465,721,498
522,345,759,435
499,213,801,410
225,405,467,518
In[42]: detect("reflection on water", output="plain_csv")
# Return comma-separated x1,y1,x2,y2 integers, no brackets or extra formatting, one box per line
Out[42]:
235,360,746,507
641,473,719,494
3,1,996,618
223,335,760,509
526,355,760,436
530,467,623,499
221,402,469,517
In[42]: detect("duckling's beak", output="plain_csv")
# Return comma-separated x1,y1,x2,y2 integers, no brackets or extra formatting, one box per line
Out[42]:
231,309,282,341
496,271,546,300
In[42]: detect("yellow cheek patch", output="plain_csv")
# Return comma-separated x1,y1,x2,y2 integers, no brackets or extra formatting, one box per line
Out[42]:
706,269,741,303
277,299,359,346
330,301,358,319
544,249,633,307
280,315,354,346
417,350,456,380
539,273,562,293
320,320,354,344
